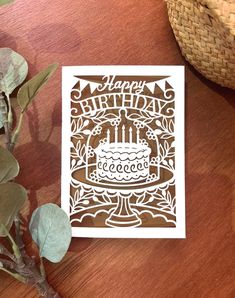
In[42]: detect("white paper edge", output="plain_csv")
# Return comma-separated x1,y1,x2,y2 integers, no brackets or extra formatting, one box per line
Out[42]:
61,65,185,239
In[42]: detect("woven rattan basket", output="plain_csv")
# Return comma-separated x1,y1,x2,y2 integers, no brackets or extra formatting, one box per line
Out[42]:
166,0,235,89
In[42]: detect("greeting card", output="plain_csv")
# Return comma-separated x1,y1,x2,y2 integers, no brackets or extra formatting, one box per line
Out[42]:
62,66,185,238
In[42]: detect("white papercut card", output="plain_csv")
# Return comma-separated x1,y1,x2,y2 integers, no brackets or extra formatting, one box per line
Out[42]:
62,66,185,238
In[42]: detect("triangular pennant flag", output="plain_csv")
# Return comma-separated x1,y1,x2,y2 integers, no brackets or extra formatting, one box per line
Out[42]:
154,84,164,95
70,76,80,91
165,77,174,90
165,81,173,90
90,82,101,93
145,82,156,93
156,79,166,92
79,79,90,92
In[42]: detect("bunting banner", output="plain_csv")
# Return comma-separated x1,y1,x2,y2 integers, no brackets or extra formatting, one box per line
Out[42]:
62,66,185,238
145,81,156,93
76,78,101,94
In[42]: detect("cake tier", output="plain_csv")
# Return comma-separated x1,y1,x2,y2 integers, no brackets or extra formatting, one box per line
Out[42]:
94,143,151,182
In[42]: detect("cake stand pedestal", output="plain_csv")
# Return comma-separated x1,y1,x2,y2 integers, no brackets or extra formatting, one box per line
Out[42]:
106,194,141,227
72,164,174,228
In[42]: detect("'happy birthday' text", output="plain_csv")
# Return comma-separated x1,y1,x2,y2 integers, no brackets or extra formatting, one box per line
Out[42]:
78,93,170,115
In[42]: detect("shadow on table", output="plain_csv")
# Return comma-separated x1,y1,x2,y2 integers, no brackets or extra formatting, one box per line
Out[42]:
11,80,94,253
187,62,235,108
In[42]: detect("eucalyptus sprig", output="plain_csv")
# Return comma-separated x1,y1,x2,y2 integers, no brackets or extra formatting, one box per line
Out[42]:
0,0,14,6
0,48,72,298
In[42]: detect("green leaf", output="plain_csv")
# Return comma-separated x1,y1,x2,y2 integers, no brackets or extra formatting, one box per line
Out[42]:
0,182,27,236
0,146,19,183
0,48,28,95
0,0,14,6
17,64,58,112
0,106,4,129
29,203,71,263
0,95,7,129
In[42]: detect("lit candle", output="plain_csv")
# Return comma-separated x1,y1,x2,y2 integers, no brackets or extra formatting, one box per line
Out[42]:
122,125,125,143
115,125,118,143
107,129,110,143
129,127,132,143
137,128,140,143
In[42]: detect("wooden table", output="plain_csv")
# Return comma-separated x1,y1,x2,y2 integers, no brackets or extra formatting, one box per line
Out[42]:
0,0,234,297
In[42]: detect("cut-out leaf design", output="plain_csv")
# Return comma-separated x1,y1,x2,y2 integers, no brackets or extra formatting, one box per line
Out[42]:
143,118,152,124
71,119,76,133
136,194,145,204
158,202,170,208
169,120,174,133
159,144,164,158
154,193,164,200
0,182,27,236
83,119,89,127
0,146,19,183
29,203,72,263
161,134,172,140
0,0,14,7
83,129,91,135
148,197,155,203
156,120,161,127
0,48,28,95
155,129,162,135
71,159,76,168
162,118,168,129
17,63,58,112
164,140,169,151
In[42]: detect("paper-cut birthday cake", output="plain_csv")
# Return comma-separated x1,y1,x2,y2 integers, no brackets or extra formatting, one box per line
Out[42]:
95,142,151,183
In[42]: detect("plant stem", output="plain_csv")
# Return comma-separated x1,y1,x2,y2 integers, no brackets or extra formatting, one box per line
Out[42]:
39,257,46,278
0,243,16,261
0,91,11,150
0,95,61,297
0,224,23,267
0,267,26,283
10,112,23,150
14,215,25,253
0,237,60,297
3,122,11,149
6,93,13,129
0,257,16,271
36,279,60,298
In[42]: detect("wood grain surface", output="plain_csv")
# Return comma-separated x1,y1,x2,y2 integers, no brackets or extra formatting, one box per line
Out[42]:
0,0,235,297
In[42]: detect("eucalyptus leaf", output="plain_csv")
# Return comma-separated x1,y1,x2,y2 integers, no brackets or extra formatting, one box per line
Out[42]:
0,0,14,6
0,146,19,183
0,48,28,95
0,109,3,129
0,182,27,236
0,94,7,129
17,64,58,112
29,203,71,263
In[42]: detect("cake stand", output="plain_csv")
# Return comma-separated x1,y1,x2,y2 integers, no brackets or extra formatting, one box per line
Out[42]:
72,164,174,227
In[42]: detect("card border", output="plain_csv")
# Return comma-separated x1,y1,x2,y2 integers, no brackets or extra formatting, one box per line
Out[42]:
61,65,185,238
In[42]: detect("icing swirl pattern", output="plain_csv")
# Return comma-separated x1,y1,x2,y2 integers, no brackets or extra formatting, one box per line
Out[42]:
94,143,151,182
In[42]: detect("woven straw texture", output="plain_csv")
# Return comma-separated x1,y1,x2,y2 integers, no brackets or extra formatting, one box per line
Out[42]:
166,0,235,89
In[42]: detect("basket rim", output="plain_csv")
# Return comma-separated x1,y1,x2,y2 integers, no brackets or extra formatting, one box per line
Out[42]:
166,0,235,36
